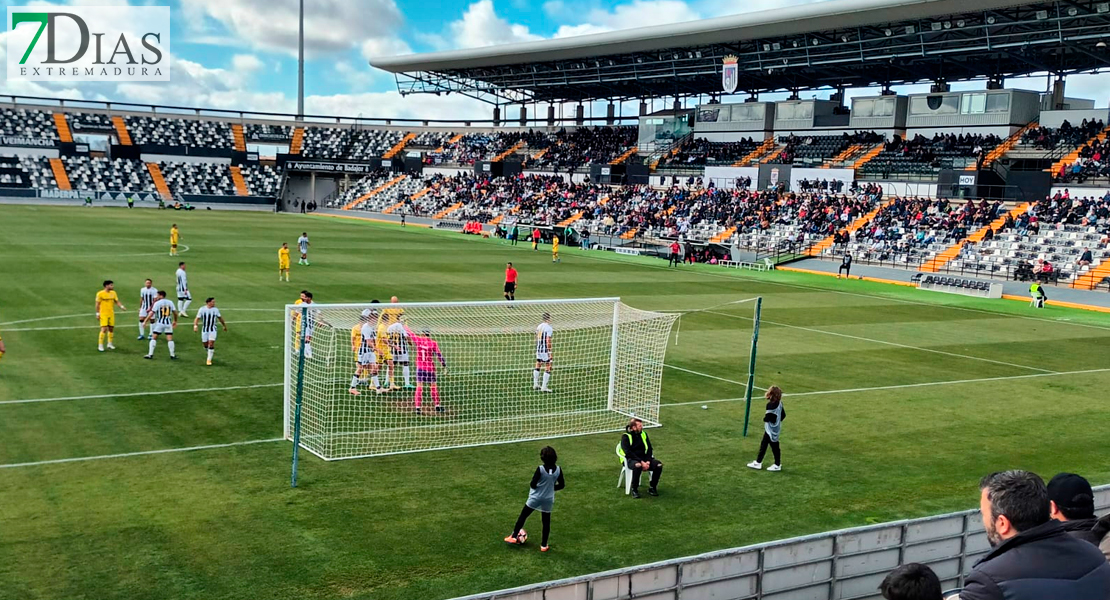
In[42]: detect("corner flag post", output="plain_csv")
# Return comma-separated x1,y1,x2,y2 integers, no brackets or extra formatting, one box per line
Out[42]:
742,297,763,437
290,306,309,487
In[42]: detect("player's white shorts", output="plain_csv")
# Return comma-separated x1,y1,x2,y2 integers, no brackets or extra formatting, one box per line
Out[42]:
394,353,410,363
139,309,150,320
177,291,192,301
201,330,218,343
536,352,552,363
358,351,378,366
152,324,174,335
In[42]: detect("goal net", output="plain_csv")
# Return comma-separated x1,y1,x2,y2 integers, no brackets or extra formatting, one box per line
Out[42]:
283,298,679,460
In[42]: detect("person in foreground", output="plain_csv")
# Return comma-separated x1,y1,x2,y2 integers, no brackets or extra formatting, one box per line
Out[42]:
879,563,942,600
748,386,785,472
959,470,1110,600
619,418,663,498
504,446,565,552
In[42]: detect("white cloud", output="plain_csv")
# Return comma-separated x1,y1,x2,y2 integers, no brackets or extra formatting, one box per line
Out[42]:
184,0,405,58
552,0,702,37
447,0,542,49
232,54,264,74
361,37,413,61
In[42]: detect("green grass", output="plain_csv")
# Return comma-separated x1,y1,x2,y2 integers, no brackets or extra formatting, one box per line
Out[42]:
2,204,1109,600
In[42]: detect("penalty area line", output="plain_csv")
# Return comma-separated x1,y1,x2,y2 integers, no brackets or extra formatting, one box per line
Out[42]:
664,367,1110,408
0,438,284,470
0,383,283,406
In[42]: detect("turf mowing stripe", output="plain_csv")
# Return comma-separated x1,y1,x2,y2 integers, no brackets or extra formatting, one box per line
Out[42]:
8,368,1110,469
704,310,1055,374
0,438,284,469
571,247,1110,332
665,367,1110,407
0,383,283,405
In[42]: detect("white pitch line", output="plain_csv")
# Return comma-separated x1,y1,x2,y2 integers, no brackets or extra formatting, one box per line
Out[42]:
5,368,1109,469
0,438,283,469
0,313,90,326
0,383,283,406
704,310,1055,374
6,319,283,332
665,367,1110,407
664,363,756,388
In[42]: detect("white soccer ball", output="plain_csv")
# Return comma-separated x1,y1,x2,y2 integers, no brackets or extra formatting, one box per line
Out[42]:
701,405,708,410
517,529,527,544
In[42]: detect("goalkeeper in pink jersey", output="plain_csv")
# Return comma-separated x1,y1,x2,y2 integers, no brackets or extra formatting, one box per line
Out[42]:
406,326,447,414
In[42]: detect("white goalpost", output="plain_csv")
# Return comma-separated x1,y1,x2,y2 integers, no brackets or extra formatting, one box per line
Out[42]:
284,298,679,466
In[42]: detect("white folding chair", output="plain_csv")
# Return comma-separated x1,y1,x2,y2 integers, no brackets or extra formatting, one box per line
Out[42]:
616,442,635,495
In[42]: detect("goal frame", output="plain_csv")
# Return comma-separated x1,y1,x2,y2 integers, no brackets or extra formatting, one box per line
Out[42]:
284,297,672,470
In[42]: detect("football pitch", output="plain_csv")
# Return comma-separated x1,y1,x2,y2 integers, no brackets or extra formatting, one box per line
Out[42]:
2,204,1110,600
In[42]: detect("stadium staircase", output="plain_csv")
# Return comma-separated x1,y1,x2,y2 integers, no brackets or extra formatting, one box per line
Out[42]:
709,227,737,243
290,127,304,154
921,202,1031,272
342,174,406,211
610,146,638,165
488,205,521,225
969,122,1036,170
1048,125,1110,175
53,113,72,143
385,186,434,214
822,144,862,168
1072,260,1110,290
619,228,638,239
434,202,464,219
647,132,691,171
733,137,775,167
759,143,788,164
849,143,885,170
229,166,249,196
492,140,526,162
557,212,584,226
48,158,71,191
805,198,896,257
231,124,247,152
146,163,172,199
433,132,466,154
383,132,417,159
531,148,549,161
112,116,132,145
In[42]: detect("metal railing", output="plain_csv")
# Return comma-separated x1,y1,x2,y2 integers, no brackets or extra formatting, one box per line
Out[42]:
450,487,1109,600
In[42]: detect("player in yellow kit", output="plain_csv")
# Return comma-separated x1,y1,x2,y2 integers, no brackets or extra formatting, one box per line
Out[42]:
551,234,560,263
0,327,6,364
95,280,127,352
170,224,180,256
278,242,291,282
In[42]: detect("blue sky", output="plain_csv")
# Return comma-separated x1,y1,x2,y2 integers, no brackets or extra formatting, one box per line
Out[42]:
1,0,1106,121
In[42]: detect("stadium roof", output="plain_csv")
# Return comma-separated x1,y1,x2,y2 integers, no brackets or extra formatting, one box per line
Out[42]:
370,0,1110,104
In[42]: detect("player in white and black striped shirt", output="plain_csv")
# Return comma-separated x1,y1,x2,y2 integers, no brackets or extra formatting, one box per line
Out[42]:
193,297,228,366
137,279,159,340
175,262,192,317
143,290,178,360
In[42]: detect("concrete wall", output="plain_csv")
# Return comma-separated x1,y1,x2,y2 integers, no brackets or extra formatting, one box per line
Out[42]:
449,487,1110,600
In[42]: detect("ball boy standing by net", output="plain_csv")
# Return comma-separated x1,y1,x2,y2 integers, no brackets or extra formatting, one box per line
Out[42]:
504,446,565,552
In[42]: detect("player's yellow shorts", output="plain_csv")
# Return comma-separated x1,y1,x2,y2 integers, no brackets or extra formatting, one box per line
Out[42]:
99,313,115,327
279,260,290,269
377,346,393,362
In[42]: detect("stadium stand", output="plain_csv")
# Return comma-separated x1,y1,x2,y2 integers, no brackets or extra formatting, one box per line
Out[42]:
24,156,154,193
859,133,1002,179
300,126,405,161
0,108,59,140
245,123,293,141
658,139,760,168
125,116,234,149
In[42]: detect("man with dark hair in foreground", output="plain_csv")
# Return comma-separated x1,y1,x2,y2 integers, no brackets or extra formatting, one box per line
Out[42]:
879,563,942,600
960,470,1110,600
